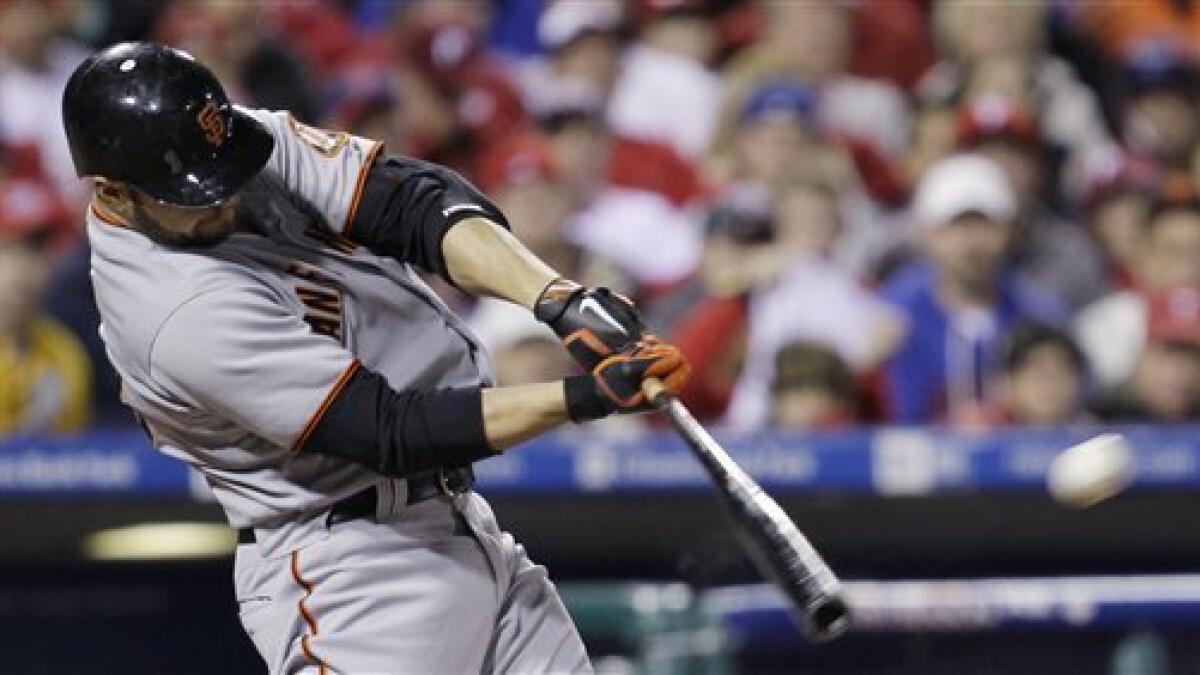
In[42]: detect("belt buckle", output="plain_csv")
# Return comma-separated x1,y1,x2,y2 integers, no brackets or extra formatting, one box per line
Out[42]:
437,467,470,497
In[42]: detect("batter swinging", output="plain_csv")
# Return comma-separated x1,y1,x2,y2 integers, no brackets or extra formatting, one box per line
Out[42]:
62,42,691,674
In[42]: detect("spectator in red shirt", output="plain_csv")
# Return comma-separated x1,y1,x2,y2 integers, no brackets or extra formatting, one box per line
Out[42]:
671,180,901,427
666,188,769,421
379,2,530,173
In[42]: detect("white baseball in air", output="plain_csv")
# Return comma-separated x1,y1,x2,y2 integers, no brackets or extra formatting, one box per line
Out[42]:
1047,433,1135,508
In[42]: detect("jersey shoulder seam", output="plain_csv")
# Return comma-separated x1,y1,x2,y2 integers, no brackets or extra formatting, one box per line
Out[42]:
144,283,276,385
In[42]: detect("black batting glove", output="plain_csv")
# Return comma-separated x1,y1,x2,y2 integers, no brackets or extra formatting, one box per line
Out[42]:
534,278,644,370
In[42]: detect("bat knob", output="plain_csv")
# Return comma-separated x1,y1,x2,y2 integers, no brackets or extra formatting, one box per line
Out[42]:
640,377,670,406
805,596,852,641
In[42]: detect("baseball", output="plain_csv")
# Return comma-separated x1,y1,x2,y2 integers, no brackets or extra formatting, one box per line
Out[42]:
1047,433,1135,508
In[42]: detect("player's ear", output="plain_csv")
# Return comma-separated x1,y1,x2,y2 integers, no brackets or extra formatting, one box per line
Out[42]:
95,179,134,211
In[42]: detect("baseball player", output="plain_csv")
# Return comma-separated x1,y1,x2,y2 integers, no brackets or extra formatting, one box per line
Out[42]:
62,42,691,674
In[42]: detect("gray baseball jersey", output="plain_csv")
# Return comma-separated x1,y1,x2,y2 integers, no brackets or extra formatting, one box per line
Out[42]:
87,108,590,673
90,107,492,529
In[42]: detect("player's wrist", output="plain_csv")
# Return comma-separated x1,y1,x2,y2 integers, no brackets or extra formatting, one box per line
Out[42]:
534,279,644,370
563,375,616,423
533,277,584,325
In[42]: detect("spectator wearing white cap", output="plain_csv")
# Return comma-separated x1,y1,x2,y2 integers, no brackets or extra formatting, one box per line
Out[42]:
539,0,621,89
521,0,623,117
880,154,1069,424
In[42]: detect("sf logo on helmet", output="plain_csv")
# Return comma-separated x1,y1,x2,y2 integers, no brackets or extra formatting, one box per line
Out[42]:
197,100,226,148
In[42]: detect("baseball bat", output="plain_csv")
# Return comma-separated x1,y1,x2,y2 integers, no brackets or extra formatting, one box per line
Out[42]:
643,378,851,641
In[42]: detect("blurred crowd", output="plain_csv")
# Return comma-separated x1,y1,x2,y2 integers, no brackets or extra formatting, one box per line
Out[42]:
4,0,1200,436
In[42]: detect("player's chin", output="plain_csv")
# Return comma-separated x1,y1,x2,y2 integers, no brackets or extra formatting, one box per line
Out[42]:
133,208,236,249
154,228,231,250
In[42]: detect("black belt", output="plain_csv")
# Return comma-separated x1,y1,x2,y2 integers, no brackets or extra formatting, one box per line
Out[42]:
237,466,473,545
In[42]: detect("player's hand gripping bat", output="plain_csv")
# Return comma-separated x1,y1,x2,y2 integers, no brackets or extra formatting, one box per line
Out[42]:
643,379,851,641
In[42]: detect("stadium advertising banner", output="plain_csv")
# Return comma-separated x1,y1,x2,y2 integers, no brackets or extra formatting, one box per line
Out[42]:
0,427,1197,498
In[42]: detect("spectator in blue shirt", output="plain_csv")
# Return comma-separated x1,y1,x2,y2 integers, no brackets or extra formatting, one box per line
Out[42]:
882,154,1069,424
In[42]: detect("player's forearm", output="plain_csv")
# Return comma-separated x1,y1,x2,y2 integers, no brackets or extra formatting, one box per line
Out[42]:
481,358,684,449
299,366,595,474
442,216,559,309
480,382,571,450
301,347,689,473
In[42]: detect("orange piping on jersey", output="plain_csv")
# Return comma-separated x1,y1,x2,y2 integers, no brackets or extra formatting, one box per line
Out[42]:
89,200,129,228
342,140,385,235
291,359,362,453
290,550,329,675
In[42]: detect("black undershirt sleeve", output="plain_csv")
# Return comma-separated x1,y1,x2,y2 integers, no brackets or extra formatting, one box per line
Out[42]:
346,156,510,282
299,366,496,476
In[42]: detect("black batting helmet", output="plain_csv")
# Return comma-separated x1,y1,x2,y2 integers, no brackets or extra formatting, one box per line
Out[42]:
62,42,274,208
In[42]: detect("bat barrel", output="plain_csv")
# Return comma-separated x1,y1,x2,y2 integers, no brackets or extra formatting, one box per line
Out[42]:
644,380,853,642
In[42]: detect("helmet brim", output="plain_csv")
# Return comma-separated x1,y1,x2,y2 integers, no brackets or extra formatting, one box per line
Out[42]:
137,108,274,208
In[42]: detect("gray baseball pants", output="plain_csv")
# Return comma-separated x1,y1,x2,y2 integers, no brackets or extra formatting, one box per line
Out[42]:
233,489,592,674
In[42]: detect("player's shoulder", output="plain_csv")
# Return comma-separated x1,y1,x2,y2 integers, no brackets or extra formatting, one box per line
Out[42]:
240,106,364,163
238,106,383,232
88,216,277,373
108,273,280,396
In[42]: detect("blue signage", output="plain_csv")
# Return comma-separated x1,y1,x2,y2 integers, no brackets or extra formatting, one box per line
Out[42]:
0,426,1197,498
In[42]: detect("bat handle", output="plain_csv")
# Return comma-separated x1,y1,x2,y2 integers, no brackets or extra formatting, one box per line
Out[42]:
641,377,672,406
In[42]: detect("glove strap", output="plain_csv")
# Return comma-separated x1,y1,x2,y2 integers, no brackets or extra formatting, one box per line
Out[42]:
533,278,583,323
